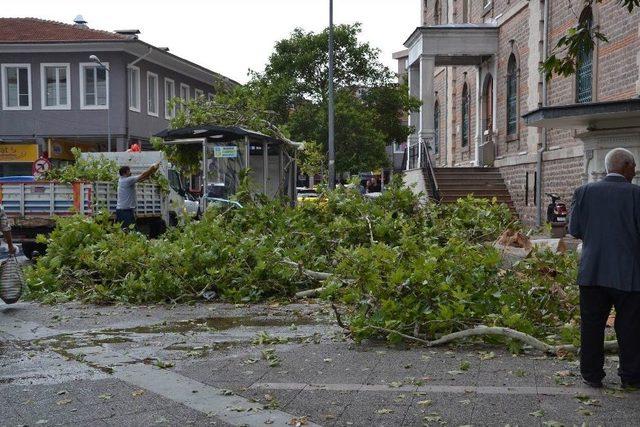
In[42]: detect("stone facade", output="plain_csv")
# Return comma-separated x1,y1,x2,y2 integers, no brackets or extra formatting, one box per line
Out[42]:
399,0,640,226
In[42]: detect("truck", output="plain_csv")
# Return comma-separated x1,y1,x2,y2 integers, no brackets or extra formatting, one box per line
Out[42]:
0,151,195,258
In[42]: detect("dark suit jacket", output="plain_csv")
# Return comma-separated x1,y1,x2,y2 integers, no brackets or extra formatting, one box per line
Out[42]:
569,175,640,292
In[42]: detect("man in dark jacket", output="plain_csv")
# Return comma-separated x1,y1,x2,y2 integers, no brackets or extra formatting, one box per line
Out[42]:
569,147,640,389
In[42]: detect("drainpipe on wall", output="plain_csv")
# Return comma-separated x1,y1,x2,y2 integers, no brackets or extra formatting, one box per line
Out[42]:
444,67,448,166
535,0,550,227
125,47,154,148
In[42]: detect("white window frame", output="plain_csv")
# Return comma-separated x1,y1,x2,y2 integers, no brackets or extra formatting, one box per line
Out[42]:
207,93,215,101
180,83,190,102
147,71,159,117
1,63,32,111
164,78,175,119
79,62,109,110
194,88,204,99
128,65,141,112
40,63,71,110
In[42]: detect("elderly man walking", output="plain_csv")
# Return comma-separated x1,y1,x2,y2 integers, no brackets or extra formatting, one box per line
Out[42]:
569,148,640,389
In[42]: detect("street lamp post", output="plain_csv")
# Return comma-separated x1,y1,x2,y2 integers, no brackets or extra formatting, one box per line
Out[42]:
89,55,111,152
327,0,336,190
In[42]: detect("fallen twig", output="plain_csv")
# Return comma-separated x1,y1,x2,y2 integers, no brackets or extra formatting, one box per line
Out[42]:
281,259,333,281
331,303,348,330
281,258,353,299
366,325,619,355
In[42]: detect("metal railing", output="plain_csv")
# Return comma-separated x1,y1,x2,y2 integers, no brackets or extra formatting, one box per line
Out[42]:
420,140,441,202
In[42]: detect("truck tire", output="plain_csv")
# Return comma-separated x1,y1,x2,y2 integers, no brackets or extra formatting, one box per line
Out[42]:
169,212,178,227
22,241,47,260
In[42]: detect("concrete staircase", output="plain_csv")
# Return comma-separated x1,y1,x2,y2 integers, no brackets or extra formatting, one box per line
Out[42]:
426,167,517,214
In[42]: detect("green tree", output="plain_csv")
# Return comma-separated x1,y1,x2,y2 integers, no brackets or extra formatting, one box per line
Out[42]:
249,23,420,174
542,1,639,78
156,24,419,175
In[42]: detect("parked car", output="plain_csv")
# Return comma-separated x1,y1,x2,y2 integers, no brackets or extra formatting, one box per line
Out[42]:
297,187,319,204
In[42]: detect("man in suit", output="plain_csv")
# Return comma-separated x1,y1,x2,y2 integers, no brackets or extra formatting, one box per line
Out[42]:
569,147,640,389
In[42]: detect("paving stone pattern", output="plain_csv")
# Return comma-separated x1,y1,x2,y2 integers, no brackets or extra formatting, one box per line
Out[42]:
1,302,638,426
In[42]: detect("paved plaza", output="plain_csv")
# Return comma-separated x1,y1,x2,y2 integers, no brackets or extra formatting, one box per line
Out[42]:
1,302,638,426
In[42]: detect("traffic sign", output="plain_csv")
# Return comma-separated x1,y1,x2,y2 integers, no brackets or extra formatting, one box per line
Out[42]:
32,156,52,178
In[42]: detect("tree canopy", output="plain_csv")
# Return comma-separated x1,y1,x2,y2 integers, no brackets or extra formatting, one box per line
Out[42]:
239,23,419,174
154,23,418,176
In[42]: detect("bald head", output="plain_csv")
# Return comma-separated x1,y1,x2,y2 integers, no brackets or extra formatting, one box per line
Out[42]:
605,148,636,182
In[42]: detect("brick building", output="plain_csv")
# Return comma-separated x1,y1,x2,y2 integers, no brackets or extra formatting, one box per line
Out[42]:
396,0,640,226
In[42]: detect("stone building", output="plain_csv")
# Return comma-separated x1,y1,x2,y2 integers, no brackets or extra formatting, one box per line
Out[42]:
395,0,640,226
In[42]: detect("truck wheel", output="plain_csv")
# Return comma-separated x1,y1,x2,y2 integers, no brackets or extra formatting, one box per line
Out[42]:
22,242,47,260
169,212,178,227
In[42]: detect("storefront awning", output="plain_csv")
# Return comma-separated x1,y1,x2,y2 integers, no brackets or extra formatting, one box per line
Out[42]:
523,99,640,130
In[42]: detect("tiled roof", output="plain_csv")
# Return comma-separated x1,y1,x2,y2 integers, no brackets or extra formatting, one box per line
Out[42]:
0,18,127,43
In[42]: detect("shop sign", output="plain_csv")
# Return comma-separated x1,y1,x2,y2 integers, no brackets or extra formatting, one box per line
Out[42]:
0,144,38,163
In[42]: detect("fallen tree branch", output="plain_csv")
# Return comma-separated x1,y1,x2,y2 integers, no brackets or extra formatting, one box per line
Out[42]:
364,215,376,245
331,303,349,330
366,325,619,355
281,258,354,299
294,287,331,299
281,259,333,281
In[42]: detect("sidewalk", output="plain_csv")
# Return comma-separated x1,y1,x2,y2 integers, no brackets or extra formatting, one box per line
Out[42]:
1,302,637,426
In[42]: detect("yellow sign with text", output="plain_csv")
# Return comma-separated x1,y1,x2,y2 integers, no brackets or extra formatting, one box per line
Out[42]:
0,144,39,163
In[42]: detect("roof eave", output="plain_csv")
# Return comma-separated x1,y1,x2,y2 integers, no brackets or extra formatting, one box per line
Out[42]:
0,39,239,88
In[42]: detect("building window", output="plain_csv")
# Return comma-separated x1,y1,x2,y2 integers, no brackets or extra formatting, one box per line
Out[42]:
1,64,31,110
576,16,594,103
80,63,108,109
147,72,159,117
461,83,470,147
180,83,190,102
434,0,441,25
164,78,175,119
207,93,215,101
434,101,440,155
41,63,70,110
506,54,518,137
194,88,204,99
128,66,140,112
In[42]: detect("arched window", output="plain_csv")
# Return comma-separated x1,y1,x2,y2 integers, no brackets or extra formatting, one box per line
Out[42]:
434,101,440,154
576,14,593,103
506,54,518,137
484,75,493,134
461,83,470,147
434,0,441,25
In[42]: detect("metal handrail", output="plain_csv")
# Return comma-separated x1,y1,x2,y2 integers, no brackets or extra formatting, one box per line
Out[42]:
420,140,441,202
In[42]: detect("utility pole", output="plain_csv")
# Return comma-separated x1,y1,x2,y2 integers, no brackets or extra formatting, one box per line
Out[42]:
327,0,336,189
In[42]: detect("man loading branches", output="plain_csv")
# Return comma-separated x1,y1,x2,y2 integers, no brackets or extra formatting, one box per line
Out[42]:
116,162,161,229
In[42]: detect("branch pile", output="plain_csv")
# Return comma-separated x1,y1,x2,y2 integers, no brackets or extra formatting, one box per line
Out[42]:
26,180,588,353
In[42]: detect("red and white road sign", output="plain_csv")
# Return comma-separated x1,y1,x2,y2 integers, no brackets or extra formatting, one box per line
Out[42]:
32,156,52,177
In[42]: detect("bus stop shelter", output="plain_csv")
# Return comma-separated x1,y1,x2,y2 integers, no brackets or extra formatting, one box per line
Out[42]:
155,125,299,208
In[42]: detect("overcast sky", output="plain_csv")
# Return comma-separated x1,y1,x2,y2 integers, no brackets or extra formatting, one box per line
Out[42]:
4,0,419,83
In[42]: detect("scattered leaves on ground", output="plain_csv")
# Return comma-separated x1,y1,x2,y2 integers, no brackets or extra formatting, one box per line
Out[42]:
261,348,281,367
529,410,545,418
